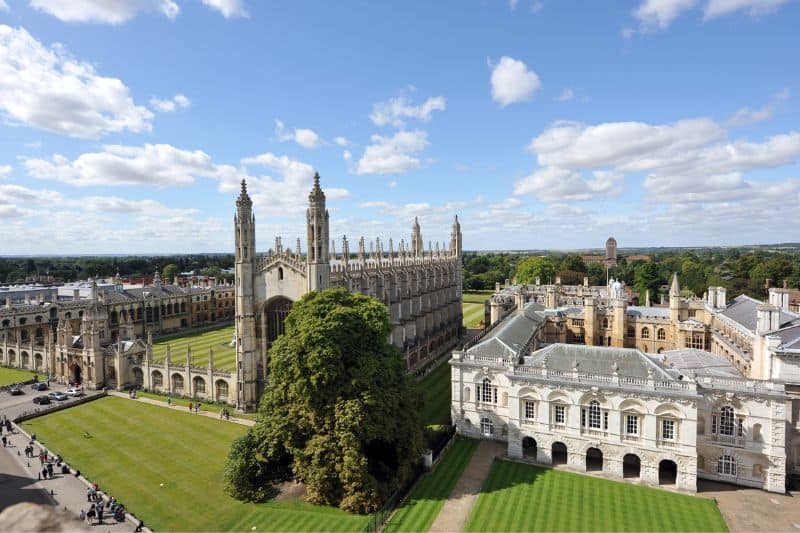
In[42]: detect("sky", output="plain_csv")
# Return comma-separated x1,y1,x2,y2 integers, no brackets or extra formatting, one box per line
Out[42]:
0,0,799,255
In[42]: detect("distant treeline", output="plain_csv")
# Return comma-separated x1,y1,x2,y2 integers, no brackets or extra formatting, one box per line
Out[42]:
0,255,235,284
463,248,800,300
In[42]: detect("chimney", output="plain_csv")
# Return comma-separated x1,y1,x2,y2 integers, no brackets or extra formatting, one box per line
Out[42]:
37,293,44,304
5,298,10,308
784,279,789,290
717,287,727,308
495,282,501,292
73,288,80,301
504,278,510,289
765,278,771,289
756,303,781,334
555,276,561,285
583,276,589,287
515,292,525,314
535,276,540,286
24,293,30,305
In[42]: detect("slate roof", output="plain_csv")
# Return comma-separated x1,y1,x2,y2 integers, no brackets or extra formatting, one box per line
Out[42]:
720,294,800,332
774,324,800,353
659,348,743,378
524,343,674,380
627,306,670,318
467,302,545,359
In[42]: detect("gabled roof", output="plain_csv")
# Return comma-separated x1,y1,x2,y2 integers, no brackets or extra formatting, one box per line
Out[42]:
627,306,670,318
524,343,674,380
467,302,544,358
719,294,800,332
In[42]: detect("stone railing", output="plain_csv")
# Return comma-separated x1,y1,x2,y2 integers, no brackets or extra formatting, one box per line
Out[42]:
510,366,696,393
700,376,783,394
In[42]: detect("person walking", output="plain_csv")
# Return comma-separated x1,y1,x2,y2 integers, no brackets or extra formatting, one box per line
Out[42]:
1,435,6,447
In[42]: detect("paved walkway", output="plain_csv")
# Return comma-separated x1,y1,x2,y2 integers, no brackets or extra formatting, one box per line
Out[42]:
107,391,256,426
428,440,505,533
698,480,800,532
1,427,135,531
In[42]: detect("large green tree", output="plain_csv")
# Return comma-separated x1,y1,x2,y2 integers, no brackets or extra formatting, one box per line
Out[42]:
516,257,556,284
223,289,423,514
633,262,661,300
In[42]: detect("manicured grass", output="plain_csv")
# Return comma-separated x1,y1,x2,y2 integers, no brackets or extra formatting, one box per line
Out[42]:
385,438,478,533
134,390,259,420
462,291,491,329
151,325,236,371
21,396,369,532
419,362,451,427
465,459,728,532
0,366,38,386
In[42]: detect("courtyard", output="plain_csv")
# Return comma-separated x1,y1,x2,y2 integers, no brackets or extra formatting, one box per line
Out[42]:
0,366,38,387
150,324,236,371
462,291,491,330
465,458,728,532
19,396,369,532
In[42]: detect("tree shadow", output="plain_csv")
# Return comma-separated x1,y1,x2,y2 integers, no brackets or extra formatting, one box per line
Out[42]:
0,472,54,509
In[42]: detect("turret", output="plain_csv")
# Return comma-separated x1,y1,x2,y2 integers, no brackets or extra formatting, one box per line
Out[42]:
234,179,258,411
306,172,330,291
450,215,462,258
411,217,423,258
669,272,683,323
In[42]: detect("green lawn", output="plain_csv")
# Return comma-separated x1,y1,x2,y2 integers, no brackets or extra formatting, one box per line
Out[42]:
465,459,728,532
462,291,491,329
384,438,478,533
151,324,236,371
419,362,451,427
21,396,369,532
134,390,259,420
0,366,38,387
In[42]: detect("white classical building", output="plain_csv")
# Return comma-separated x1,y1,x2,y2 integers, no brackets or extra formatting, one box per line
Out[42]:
450,301,789,493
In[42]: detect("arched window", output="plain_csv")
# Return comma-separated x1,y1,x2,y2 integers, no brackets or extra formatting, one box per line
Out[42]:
480,417,494,436
172,373,184,391
588,400,601,429
657,328,666,340
718,406,735,436
152,371,163,388
216,380,229,399
480,378,495,404
278,267,284,281
717,455,736,476
193,376,206,395
641,327,650,339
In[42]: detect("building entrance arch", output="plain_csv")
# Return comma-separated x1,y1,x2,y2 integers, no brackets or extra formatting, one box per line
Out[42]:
659,460,677,485
623,454,641,478
522,436,537,459
71,364,82,385
586,447,603,471
552,442,567,465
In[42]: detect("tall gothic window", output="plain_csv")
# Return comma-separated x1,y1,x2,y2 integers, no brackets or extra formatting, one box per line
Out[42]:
641,327,650,339
480,378,496,403
657,328,666,340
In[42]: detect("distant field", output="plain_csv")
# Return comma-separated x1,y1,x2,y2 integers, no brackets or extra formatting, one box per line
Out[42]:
384,438,479,533
462,290,492,329
465,460,727,532
151,325,236,370
0,366,38,387
21,397,369,532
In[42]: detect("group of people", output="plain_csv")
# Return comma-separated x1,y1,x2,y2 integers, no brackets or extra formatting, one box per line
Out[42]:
187,401,202,413
0,415,12,434
80,496,126,526
219,407,231,420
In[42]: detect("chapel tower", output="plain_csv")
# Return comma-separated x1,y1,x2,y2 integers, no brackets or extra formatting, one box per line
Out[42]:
306,172,331,291
411,217,423,257
234,179,259,411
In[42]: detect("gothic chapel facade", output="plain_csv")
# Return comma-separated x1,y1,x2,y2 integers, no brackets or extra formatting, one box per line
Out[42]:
234,175,464,410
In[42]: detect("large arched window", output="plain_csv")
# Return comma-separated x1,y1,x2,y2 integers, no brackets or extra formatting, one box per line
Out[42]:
718,406,735,436
641,327,650,339
657,328,666,340
717,455,736,476
588,400,601,429
480,417,494,436
480,378,496,404
152,371,163,388
216,379,229,399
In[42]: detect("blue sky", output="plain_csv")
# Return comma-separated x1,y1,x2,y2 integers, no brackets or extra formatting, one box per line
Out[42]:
0,0,799,254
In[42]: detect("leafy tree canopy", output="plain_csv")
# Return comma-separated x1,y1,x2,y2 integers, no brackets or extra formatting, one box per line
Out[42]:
223,289,423,514
516,257,556,285
162,263,180,282
559,254,587,273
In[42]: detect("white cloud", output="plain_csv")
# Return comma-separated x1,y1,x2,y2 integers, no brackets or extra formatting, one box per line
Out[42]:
0,1,8,12
29,0,180,24
334,136,349,147
201,0,248,18
489,56,541,107
557,88,574,102
25,144,219,187
509,0,519,9
726,88,789,127
0,25,153,138
343,150,352,161
150,93,191,112
0,164,11,179
356,130,429,175
239,152,349,216
274,120,320,149
630,0,790,32
0,183,63,205
531,1,544,13
633,0,697,30
704,0,789,19
520,116,800,204
489,197,523,210
514,167,624,202
370,94,446,128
